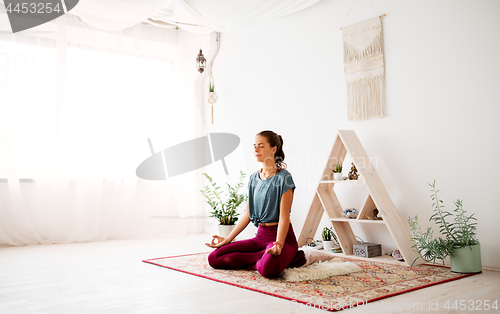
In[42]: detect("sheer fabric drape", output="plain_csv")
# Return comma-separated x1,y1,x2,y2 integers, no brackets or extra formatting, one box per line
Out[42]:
67,0,323,33
0,13,196,246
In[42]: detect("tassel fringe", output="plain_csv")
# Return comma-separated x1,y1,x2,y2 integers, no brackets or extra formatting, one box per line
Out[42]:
346,75,385,121
343,32,383,63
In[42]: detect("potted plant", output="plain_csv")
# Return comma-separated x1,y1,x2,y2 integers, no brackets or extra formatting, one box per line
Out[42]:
206,80,218,124
407,180,481,273
206,81,218,103
200,170,248,238
332,163,343,180
321,226,339,252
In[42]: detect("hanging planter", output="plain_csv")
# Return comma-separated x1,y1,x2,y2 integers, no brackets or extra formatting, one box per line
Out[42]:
206,82,218,103
206,61,218,124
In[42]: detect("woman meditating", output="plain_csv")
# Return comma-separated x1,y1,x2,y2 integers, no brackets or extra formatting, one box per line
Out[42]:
206,130,306,278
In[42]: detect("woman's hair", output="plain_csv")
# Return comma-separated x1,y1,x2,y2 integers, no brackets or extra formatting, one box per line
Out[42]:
256,130,287,172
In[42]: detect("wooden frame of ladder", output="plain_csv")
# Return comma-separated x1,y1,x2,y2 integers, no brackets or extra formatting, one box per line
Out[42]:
297,130,420,266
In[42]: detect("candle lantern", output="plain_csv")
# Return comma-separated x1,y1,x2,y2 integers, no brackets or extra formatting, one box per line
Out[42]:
196,49,206,73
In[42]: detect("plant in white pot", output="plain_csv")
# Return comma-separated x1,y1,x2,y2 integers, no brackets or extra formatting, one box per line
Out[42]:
321,226,339,252
200,171,248,238
408,180,481,273
332,163,343,180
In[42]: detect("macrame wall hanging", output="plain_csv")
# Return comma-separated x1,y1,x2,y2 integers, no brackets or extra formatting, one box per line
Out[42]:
340,0,386,121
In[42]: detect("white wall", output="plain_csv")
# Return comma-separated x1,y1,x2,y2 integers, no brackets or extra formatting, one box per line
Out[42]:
201,0,500,268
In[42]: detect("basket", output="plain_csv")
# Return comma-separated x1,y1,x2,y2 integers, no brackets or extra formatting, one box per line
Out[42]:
353,242,382,258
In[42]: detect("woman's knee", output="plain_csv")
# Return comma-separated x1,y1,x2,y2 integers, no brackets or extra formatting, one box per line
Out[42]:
258,266,281,279
256,255,281,278
207,249,221,268
257,245,297,278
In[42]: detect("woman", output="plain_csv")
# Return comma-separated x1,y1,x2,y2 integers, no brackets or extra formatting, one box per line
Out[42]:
205,130,306,278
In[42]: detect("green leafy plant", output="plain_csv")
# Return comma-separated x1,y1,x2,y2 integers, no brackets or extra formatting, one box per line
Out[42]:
407,180,479,266
200,170,248,225
332,163,343,173
322,226,338,243
209,81,215,93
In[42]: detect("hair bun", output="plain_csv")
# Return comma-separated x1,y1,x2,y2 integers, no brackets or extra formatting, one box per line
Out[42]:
256,130,287,170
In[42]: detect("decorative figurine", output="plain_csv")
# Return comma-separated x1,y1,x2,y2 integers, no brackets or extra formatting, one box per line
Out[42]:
372,208,383,220
348,162,359,180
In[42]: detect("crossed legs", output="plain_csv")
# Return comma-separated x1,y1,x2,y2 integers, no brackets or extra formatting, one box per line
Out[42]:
207,223,303,278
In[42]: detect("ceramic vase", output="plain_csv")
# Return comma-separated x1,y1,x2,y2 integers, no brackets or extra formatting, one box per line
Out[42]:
450,244,482,273
323,240,335,252
218,224,235,238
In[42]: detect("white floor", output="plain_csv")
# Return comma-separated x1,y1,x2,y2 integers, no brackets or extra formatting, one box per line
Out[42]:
1,235,498,314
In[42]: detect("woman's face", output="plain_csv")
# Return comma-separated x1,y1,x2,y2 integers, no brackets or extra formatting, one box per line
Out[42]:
254,135,276,164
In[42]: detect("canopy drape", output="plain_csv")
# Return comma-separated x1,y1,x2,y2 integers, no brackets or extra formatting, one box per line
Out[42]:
69,0,323,33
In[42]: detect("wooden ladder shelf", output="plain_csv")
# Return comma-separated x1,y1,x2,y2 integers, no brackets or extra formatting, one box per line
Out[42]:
297,130,420,266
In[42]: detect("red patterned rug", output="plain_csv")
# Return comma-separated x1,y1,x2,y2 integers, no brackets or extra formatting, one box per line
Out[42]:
142,252,477,311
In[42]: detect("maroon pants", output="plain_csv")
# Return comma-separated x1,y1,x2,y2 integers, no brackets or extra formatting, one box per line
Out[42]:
207,223,306,278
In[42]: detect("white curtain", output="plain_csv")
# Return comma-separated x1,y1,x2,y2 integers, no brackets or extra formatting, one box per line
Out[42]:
0,0,324,246
67,0,323,33
156,0,324,33
68,0,172,31
0,12,200,246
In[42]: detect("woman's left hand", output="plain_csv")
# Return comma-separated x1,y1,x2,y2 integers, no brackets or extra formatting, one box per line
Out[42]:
266,241,284,256
205,235,228,248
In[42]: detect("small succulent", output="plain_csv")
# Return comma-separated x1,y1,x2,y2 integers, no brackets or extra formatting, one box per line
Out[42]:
322,226,338,243
332,163,343,173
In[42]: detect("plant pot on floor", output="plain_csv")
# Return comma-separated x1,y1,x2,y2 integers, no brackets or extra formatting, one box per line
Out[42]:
450,244,482,273
218,224,236,238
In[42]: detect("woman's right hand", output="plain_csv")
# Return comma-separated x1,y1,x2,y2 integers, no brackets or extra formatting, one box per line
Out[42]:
205,235,228,248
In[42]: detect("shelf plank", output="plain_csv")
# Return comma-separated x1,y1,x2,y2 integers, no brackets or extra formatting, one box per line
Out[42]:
319,178,363,184
299,134,347,247
328,252,410,266
358,194,377,219
331,217,385,224
297,192,324,247
331,221,356,255
337,130,421,266
317,187,343,219
320,134,347,181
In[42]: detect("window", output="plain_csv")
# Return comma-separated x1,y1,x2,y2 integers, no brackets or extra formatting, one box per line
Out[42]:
0,15,188,179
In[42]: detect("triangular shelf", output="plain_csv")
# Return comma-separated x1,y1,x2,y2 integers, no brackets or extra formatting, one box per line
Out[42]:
297,130,420,266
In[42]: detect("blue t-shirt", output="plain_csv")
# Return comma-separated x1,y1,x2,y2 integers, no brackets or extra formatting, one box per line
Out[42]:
248,169,296,227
